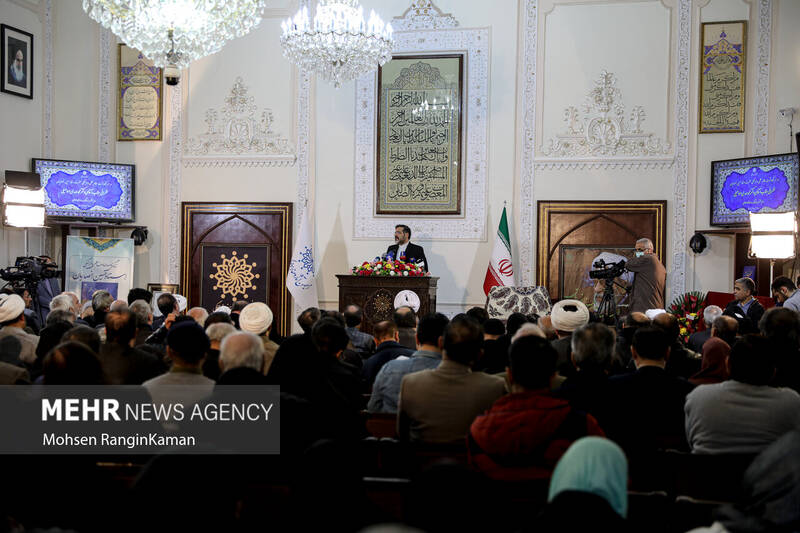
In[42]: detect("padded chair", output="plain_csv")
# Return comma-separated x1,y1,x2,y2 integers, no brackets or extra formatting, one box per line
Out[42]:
365,411,398,439
628,490,670,533
666,450,755,502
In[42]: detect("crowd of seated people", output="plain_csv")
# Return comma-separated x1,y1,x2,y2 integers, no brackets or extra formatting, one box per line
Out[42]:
1,278,800,532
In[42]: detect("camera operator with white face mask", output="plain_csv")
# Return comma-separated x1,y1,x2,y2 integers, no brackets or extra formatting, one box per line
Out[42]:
624,238,666,313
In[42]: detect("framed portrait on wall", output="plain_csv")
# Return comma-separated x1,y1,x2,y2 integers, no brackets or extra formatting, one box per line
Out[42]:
376,54,464,215
118,44,163,140
1,24,33,99
699,20,746,133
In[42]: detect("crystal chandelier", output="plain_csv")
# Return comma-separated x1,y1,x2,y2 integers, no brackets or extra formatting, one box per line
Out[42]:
280,0,393,88
82,0,266,69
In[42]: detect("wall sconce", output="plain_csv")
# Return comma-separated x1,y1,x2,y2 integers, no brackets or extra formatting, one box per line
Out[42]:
749,210,797,284
2,170,45,228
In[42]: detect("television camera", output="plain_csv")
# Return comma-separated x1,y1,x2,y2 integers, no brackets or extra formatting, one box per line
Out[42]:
589,259,628,323
0,257,62,322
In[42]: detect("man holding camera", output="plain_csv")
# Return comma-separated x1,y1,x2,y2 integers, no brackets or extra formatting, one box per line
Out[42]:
625,238,666,313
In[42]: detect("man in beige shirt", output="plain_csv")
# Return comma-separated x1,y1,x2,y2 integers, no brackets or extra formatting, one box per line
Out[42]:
398,315,506,444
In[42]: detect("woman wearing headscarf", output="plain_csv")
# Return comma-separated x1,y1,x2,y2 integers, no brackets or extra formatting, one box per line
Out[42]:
536,436,629,531
689,336,730,386
687,430,800,533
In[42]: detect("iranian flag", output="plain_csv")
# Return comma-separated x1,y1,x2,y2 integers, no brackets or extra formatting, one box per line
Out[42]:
483,206,515,295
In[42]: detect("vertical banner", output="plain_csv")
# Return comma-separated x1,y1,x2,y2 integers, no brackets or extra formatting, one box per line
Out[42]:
118,44,163,141
699,21,746,133
65,237,135,303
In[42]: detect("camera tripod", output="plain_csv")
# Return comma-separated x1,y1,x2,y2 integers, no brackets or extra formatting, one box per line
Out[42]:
595,278,629,324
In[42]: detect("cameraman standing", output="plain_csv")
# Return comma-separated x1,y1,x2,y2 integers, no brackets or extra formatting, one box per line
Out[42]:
626,238,666,313
34,255,60,324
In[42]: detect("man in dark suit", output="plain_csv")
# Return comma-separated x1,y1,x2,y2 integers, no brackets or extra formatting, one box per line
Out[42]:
603,326,694,454
386,224,428,272
723,277,765,334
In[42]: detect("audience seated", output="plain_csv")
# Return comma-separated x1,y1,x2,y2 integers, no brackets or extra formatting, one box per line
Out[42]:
147,292,179,345
89,290,114,329
129,298,154,346
536,437,628,531
217,331,266,384
62,324,102,354
42,341,105,384
689,315,737,386
469,336,604,480
688,431,800,533
604,326,694,453
343,304,376,359
398,315,506,444
723,277,765,334
771,275,800,311
538,315,557,340
229,299,248,329
31,319,73,380
549,299,590,378
0,293,39,365
688,305,723,353
653,312,701,378
394,306,418,350
204,322,236,381
127,287,153,306
238,302,279,374
0,358,28,384
473,317,508,374
368,312,449,413
466,306,489,325
143,321,214,407
265,307,320,394
558,322,615,427
109,299,128,313
759,307,800,393
362,320,415,387
615,311,650,370
187,306,208,326
100,310,165,385
685,334,800,454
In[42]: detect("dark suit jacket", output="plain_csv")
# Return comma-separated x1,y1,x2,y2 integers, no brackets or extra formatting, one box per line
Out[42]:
386,242,428,272
723,299,765,334
362,340,414,386
604,365,694,453
35,277,60,324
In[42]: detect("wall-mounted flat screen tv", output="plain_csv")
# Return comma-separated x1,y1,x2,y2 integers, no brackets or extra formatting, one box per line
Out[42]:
32,158,135,223
711,152,799,227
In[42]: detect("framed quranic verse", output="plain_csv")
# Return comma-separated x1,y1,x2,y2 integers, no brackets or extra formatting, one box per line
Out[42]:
118,44,163,141
376,54,463,215
699,21,746,134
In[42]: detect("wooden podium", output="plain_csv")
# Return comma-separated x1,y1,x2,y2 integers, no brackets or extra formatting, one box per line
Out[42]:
336,274,439,335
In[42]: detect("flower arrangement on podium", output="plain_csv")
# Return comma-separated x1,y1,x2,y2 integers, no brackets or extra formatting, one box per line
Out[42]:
352,257,428,277
667,290,707,344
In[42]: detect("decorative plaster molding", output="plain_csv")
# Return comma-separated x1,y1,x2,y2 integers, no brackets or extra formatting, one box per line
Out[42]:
392,0,459,31
296,70,312,223
354,26,489,240
752,0,771,156
534,158,674,171
166,85,182,286
670,0,691,297
98,28,112,163
182,156,296,168
184,77,295,163
518,0,537,286
542,70,671,160
42,0,53,158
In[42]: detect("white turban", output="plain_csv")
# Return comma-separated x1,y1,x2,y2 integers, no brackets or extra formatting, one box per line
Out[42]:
239,302,274,335
0,294,25,323
174,294,188,312
215,305,231,315
550,299,590,332
394,290,420,313
645,308,667,320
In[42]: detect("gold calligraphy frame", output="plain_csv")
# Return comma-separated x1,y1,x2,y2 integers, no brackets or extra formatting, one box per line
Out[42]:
699,20,746,134
118,44,163,141
376,54,464,215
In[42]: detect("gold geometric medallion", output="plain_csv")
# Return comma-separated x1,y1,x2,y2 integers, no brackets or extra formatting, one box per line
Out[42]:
209,250,260,300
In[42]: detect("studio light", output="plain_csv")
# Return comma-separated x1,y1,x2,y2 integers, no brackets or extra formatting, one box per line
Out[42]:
2,171,45,228
749,210,797,284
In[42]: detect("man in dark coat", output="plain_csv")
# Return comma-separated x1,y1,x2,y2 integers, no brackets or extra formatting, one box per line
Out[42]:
724,277,765,334
386,224,428,272
625,238,666,313
362,320,414,387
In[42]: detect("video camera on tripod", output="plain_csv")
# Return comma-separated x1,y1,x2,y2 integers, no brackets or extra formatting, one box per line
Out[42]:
588,258,627,280
0,256,62,287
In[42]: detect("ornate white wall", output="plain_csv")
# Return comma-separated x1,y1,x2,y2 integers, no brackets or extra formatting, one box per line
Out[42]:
2,0,800,316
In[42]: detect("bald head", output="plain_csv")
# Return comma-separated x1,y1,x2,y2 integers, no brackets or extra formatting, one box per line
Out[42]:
624,312,651,328
188,307,209,326
220,331,264,372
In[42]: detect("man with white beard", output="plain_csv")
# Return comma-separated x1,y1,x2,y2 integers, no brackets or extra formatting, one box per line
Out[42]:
8,48,25,87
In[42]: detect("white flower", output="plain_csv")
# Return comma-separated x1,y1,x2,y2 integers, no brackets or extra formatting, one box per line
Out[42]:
403,271,408,276
389,271,396,276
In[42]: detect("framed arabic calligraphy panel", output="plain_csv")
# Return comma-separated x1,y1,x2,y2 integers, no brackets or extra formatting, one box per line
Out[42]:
699,21,746,134
118,44,163,141
376,54,464,215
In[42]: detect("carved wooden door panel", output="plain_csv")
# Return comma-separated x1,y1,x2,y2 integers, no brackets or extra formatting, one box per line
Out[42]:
181,203,292,336
536,201,667,302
